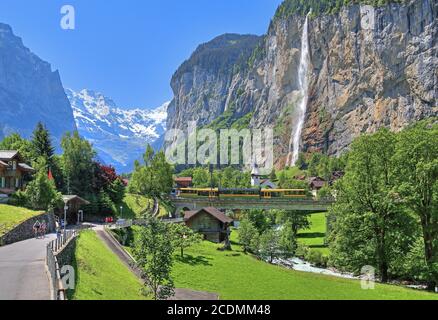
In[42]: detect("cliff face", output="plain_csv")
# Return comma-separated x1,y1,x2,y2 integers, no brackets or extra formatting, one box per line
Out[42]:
167,34,262,131
167,0,437,168
0,23,76,146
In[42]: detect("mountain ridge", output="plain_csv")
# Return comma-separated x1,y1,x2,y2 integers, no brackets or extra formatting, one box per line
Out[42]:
0,22,77,146
67,88,169,173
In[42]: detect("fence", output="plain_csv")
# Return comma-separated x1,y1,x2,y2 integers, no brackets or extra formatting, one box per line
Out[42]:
46,230,77,300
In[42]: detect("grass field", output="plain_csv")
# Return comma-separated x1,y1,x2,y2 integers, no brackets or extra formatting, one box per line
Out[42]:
70,230,147,300
0,204,43,236
119,194,153,219
172,231,438,300
119,194,172,219
297,213,329,255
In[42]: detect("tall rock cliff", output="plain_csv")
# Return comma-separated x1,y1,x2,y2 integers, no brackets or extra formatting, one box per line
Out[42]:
0,23,76,146
167,34,263,131
167,0,437,168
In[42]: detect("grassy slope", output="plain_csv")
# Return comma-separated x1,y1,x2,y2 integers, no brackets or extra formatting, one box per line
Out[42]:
0,204,43,236
119,194,153,219
70,230,147,300
120,194,171,219
297,213,329,255
172,232,438,300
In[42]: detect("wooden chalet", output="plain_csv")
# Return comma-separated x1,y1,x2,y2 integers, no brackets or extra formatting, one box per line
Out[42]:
309,177,327,191
175,177,193,188
184,207,233,243
0,150,34,195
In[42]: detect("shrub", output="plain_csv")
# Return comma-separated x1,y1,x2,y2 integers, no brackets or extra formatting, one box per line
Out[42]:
306,250,329,268
295,243,310,259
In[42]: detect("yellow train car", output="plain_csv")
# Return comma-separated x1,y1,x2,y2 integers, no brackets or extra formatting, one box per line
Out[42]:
178,188,219,199
260,189,307,199
175,188,308,200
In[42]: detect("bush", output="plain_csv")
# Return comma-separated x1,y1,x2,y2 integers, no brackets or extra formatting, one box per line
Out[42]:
8,191,29,207
306,250,328,268
295,243,310,259
111,227,134,246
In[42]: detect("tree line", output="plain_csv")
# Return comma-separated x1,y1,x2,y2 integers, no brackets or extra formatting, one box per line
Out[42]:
0,123,125,216
328,121,437,289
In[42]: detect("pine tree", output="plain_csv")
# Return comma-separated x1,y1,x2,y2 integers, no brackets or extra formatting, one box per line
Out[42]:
31,122,55,168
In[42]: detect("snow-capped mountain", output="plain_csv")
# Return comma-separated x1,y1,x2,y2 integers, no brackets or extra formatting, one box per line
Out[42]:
66,88,169,173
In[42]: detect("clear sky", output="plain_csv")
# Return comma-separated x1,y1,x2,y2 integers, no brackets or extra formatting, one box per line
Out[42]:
0,0,283,109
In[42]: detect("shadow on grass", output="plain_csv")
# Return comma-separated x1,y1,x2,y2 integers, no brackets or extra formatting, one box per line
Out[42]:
176,254,212,267
308,244,328,249
297,232,326,239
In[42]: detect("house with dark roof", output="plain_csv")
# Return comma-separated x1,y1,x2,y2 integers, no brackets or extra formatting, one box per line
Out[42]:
175,177,193,188
184,207,233,243
0,150,34,195
309,177,327,191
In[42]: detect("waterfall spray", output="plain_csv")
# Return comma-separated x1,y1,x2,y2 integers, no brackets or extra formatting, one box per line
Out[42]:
289,12,311,166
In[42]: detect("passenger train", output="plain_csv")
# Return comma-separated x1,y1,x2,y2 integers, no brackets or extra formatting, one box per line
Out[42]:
172,188,308,200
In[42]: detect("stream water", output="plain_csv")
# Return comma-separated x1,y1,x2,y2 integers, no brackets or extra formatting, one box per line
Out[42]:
274,257,358,280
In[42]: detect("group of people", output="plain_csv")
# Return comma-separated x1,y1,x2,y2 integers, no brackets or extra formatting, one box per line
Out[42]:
32,220,47,239
32,218,66,240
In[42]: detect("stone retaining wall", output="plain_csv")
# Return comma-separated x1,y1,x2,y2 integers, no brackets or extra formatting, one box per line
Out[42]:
0,212,56,246
56,237,77,269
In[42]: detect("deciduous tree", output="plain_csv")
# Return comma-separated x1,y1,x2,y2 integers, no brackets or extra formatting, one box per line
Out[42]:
133,218,175,300
169,223,202,258
392,122,438,289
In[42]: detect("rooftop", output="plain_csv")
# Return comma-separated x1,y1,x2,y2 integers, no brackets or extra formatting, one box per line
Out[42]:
0,150,19,160
184,207,233,224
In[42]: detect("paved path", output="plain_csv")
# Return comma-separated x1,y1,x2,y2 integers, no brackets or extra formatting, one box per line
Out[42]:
0,234,56,300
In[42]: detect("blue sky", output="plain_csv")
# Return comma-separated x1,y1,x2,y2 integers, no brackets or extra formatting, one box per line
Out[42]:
0,0,283,109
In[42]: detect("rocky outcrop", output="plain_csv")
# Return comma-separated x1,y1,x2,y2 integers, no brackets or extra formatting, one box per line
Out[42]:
166,0,438,168
167,34,262,131
0,23,76,146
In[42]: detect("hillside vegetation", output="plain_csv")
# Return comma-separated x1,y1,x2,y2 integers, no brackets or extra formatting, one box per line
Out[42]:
274,0,408,19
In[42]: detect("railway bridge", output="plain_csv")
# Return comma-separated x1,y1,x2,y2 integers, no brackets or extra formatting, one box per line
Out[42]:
171,197,334,214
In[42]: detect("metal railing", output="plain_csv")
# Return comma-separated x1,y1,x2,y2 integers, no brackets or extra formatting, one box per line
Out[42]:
46,230,78,300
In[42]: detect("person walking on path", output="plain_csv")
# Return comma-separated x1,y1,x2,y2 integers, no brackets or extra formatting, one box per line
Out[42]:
40,221,47,238
33,220,41,239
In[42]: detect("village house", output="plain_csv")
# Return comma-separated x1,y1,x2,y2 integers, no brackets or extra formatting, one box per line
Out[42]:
0,150,34,196
309,176,327,191
184,207,233,243
175,177,193,188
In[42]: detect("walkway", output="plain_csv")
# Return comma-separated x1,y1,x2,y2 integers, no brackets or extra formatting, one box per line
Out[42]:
0,234,56,300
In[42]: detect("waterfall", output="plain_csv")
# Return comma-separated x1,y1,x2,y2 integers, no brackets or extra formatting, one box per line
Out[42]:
289,13,311,166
